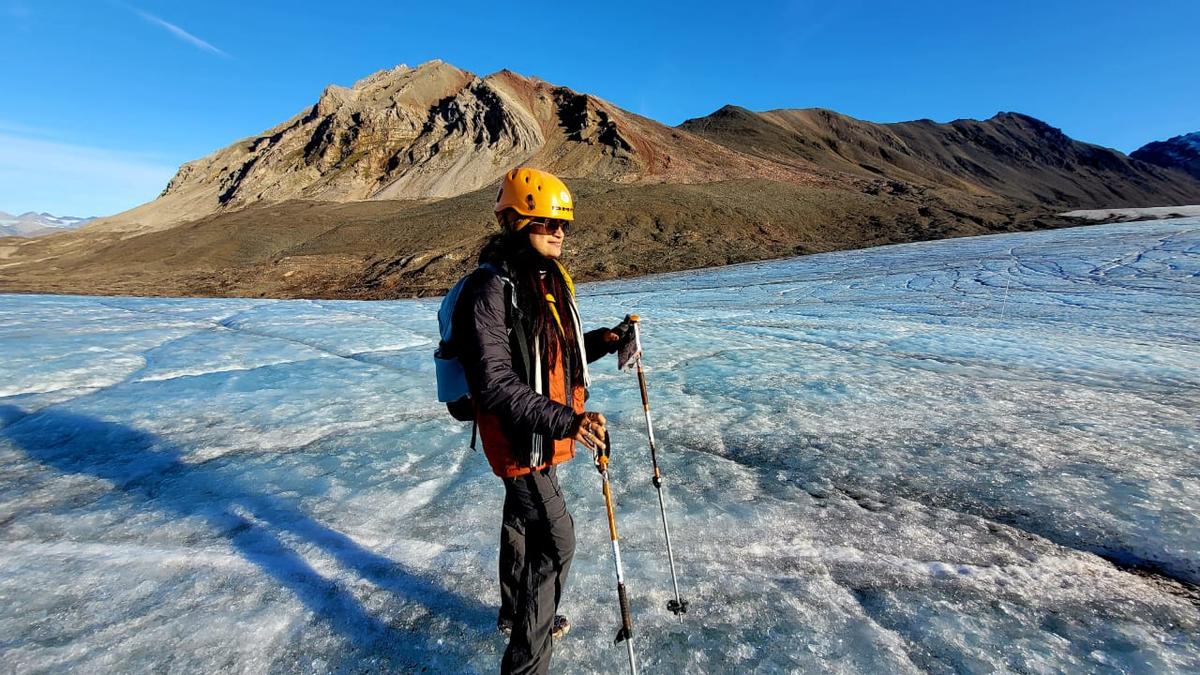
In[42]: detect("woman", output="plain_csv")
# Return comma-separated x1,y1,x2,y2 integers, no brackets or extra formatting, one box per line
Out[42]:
452,167,630,675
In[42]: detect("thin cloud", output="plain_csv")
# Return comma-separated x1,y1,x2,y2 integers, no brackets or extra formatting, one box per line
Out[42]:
0,133,178,217
0,119,60,139
126,4,231,58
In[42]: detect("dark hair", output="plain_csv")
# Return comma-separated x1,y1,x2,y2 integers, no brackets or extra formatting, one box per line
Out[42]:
479,230,584,386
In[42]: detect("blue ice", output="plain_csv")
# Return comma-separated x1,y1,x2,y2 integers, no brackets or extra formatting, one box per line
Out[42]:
1,219,1198,673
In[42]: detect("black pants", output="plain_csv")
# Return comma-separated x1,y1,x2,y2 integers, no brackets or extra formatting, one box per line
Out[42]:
499,465,576,675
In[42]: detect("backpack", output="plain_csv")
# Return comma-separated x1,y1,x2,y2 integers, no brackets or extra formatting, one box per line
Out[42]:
435,263,526,424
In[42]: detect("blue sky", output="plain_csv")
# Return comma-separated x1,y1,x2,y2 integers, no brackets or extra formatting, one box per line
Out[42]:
2,0,1198,217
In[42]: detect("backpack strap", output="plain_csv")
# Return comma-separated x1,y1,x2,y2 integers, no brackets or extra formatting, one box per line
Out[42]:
488,262,535,385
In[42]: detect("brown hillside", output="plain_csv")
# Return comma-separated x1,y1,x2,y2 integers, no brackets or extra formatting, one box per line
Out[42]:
679,106,1200,206
4,61,1200,299
0,179,1043,299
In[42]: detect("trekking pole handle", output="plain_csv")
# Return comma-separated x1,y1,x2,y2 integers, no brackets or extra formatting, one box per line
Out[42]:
594,431,612,474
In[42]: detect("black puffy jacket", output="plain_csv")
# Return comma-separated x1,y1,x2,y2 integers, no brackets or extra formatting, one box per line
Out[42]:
452,262,612,475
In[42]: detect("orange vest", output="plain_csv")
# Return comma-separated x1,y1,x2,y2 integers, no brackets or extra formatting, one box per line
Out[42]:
477,274,587,478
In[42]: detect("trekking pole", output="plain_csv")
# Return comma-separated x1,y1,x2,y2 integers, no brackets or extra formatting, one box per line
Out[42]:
626,316,689,620
595,431,637,675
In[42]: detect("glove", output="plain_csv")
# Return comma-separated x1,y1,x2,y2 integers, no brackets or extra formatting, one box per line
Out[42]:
604,315,637,353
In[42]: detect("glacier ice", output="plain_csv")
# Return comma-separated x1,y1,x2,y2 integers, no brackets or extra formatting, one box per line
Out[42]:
1,219,1198,673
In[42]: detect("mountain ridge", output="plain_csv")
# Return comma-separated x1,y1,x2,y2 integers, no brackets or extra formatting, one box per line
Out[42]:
90,60,808,237
1132,131,1200,181
3,60,1200,299
679,106,1200,207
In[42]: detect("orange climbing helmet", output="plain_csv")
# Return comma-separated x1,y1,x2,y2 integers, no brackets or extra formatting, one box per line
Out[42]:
494,167,574,229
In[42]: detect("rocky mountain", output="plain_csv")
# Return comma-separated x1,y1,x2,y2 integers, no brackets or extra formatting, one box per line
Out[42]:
0,211,94,238
3,60,1200,299
1132,131,1200,181
89,60,806,236
679,106,1200,207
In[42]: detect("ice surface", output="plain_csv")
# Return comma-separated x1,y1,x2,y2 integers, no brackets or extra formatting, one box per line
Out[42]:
1,220,1198,673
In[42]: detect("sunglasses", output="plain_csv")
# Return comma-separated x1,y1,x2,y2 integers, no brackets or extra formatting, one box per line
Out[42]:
527,218,570,235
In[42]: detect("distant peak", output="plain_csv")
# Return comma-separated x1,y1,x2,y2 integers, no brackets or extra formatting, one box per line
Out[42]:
319,83,351,99
677,104,756,127
484,67,529,83
1165,130,1200,144
347,60,465,90
1131,130,1200,180
990,111,1048,126
986,111,1065,137
1134,130,1200,150
411,58,456,74
714,104,754,116
485,67,552,89
350,65,410,89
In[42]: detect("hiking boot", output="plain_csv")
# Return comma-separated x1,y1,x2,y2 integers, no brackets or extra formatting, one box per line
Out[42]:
497,615,571,642
551,614,571,642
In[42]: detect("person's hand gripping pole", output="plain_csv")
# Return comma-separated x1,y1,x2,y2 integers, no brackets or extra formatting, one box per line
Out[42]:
571,412,607,453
